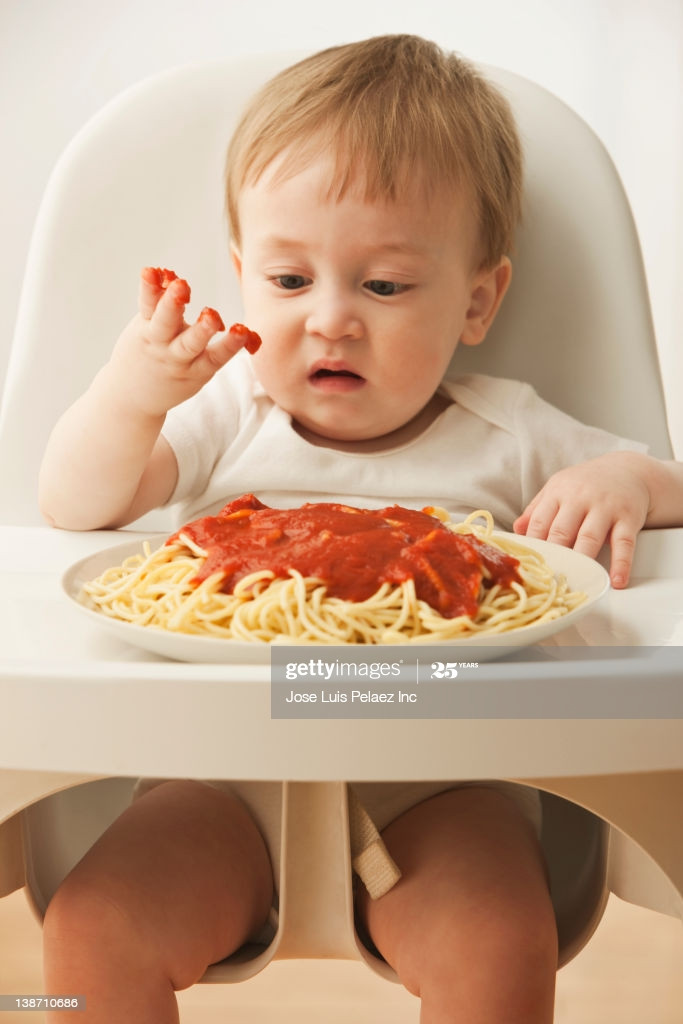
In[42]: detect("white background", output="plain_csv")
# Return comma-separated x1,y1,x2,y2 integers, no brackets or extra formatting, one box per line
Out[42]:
1,0,681,454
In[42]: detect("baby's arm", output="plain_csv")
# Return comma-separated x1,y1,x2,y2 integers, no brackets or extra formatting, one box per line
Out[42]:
514,451,683,587
39,268,251,530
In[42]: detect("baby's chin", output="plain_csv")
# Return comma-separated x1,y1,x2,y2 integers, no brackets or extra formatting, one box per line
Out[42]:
291,413,426,454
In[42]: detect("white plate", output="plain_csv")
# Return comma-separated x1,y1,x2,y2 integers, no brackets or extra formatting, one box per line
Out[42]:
62,533,610,663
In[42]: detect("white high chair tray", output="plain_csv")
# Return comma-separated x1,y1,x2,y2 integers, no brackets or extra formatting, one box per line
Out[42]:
60,531,610,664
0,524,681,782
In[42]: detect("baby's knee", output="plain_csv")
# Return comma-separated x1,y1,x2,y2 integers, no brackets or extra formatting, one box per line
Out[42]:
396,883,557,1000
43,871,150,971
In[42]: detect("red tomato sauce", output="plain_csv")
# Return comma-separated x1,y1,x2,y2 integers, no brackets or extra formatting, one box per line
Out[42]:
169,495,520,619
198,307,225,331
230,322,262,354
152,267,190,303
158,268,177,288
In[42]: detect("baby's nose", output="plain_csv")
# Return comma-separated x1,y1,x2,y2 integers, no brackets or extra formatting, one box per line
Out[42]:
305,290,363,342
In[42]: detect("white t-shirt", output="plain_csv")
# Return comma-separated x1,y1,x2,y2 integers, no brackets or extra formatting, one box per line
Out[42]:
161,351,646,526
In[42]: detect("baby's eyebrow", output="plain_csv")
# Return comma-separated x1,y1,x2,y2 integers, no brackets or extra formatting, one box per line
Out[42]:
258,235,302,251
253,236,310,260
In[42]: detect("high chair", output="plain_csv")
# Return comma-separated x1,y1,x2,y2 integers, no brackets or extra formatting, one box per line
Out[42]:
0,49,681,1012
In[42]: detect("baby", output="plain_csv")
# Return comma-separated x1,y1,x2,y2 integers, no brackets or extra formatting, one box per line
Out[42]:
39,34,683,1024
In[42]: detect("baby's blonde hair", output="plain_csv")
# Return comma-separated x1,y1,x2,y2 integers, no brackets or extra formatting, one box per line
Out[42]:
226,35,522,269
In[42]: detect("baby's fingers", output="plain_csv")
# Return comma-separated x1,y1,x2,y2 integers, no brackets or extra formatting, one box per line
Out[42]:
513,494,557,540
176,319,260,372
139,267,180,319
608,524,637,589
170,315,249,365
145,275,191,344
203,322,262,368
515,496,611,560
173,307,227,362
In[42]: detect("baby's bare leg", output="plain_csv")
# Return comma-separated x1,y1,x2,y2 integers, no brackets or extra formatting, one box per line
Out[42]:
356,787,557,1024
43,780,273,1024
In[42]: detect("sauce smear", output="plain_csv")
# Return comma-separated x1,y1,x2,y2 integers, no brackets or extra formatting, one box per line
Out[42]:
230,323,262,354
169,495,520,619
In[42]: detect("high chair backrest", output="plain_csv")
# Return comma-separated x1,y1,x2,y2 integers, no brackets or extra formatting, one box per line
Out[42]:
0,51,673,527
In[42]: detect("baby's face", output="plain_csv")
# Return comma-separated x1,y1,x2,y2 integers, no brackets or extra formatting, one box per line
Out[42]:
232,154,504,445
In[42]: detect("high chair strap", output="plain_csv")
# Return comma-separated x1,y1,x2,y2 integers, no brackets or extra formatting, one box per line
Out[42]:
348,786,401,899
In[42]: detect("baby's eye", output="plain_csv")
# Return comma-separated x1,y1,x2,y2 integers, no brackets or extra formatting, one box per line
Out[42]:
273,274,309,290
364,280,407,296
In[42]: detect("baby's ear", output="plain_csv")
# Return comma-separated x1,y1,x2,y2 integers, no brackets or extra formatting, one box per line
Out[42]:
460,257,512,347
230,242,243,280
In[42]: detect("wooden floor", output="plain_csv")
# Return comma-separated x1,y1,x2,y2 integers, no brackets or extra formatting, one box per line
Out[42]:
0,888,681,1022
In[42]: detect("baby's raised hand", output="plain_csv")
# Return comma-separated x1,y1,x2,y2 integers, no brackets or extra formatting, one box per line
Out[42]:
513,452,652,588
106,267,257,418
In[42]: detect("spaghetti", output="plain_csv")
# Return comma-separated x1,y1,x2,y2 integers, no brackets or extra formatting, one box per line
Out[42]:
82,495,586,644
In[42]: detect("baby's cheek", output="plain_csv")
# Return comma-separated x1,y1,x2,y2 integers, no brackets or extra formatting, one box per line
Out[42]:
249,350,278,395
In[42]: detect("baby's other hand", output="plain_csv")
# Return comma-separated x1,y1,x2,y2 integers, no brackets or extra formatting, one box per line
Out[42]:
105,267,252,418
513,453,651,588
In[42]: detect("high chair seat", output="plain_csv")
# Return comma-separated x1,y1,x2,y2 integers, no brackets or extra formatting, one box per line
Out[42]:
0,49,681,1009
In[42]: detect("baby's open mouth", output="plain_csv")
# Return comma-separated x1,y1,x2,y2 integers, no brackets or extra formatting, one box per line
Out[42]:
311,368,363,380
309,363,366,390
